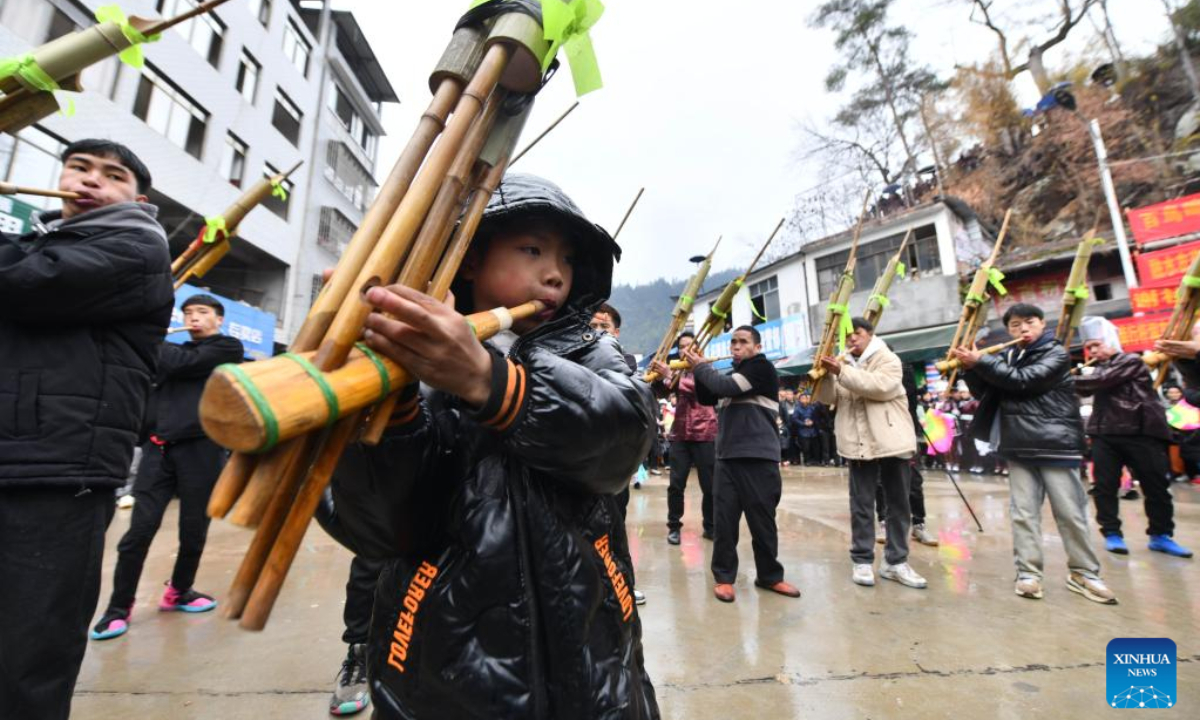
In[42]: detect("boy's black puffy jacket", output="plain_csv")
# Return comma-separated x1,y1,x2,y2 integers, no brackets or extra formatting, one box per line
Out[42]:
326,175,660,719
0,203,172,489
962,332,1085,461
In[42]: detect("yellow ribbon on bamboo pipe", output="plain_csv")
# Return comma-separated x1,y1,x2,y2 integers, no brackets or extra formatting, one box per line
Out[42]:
199,301,546,454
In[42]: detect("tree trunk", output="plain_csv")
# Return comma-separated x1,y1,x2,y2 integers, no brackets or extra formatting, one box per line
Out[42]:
1026,47,1053,96
1162,0,1200,105
868,42,918,180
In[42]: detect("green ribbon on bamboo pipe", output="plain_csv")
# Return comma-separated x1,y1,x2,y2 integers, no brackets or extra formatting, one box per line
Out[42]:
871,293,891,308
828,303,853,353
1066,285,1089,299
987,267,1008,296
749,300,768,322
1182,275,1200,289
202,216,227,244
541,0,604,96
0,54,74,116
94,5,161,69
966,291,986,304
896,261,906,278
271,180,289,200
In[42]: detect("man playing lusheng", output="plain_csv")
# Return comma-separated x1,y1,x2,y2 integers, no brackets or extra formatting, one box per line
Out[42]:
325,174,659,718
953,303,1117,604
683,326,801,603
817,317,927,589
0,139,172,718
1074,316,1192,558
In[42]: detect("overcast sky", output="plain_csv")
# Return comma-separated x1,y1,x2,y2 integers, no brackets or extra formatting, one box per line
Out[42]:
338,0,1170,287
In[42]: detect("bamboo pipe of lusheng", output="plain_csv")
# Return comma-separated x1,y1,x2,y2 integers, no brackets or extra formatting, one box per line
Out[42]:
1054,231,1104,347
206,76,469,520
221,73,519,621
0,182,80,200
219,44,513,529
807,190,873,393
234,120,531,626
1143,251,1200,388
668,355,732,370
935,338,1022,373
693,219,786,352
643,236,721,383
861,228,913,329
509,100,578,166
1071,356,1099,375
941,209,1012,387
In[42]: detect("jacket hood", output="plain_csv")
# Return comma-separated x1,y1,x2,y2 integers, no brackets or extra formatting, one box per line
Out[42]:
848,335,887,367
36,202,167,245
475,173,619,315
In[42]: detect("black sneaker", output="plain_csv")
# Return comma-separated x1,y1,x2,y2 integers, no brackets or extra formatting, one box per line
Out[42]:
667,530,681,545
330,643,370,715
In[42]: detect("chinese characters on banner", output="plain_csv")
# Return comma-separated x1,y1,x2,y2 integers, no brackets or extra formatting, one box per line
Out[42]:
993,272,1068,315
1112,313,1173,353
1134,239,1200,285
1129,284,1180,315
1127,193,1200,246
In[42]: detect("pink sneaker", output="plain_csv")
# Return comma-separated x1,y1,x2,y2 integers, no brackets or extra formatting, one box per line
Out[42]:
159,583,218,613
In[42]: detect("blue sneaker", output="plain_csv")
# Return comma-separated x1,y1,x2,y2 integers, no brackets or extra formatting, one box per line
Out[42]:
90,608,130,640
1104,535,1129,555
1148,535,1194,558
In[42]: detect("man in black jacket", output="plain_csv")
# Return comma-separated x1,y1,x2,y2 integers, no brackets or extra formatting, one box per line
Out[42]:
91,295,244,639
954,303,1116,605
0,140,172,719
683,326,801,603
1075,316,1192,558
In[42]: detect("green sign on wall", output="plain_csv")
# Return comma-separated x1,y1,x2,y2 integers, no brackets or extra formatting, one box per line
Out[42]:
0,195,40,234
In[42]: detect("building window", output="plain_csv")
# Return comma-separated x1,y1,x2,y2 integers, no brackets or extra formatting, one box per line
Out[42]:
748,276,780,325
157,0,225,68
317,207,356,256
220,133,248,187
0,126,66,211
248,0,271,27
133,65,209,159
271,89,304,146
324,141,376,211
282,19,312,77
326,81,379,160
814,224,942,300
45,7,75,41
236,50,261,103
310,273,323,307
262,163,294,220
1094,283,1113,301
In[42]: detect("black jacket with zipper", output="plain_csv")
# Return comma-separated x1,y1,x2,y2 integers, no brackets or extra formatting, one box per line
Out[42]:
325,174,660,720
0,203,172,489
1075,351,1172,441
962,331,1086,462
693,353,781,462
147,334,245,442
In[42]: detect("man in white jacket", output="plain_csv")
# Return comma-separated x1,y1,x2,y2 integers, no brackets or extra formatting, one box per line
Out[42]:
817,317,927,589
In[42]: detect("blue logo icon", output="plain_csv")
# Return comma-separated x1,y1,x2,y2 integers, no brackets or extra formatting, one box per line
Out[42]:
1107,638,1177,709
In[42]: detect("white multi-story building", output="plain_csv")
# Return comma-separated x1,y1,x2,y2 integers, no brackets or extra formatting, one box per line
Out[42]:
0,0,396,345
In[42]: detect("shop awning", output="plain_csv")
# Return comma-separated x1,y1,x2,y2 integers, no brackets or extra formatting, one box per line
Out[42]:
776,323,960,377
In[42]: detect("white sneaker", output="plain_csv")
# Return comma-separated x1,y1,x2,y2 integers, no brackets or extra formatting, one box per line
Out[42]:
911,523,939,547
852,563,875,586
633,589,646,606
880,562,927,589
117,494,135,509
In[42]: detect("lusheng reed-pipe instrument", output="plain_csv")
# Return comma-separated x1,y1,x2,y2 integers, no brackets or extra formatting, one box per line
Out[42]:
667,355,731,370
861,228,912,329
0,0,233,135
1055,232,1105,346
939,209,1013,387
199,5,579,631
1071,356,1099,375
1141,250,1200,387
935,338,1022,372
692,219,786,353
0,182,79,200
509,100,578,166
808,191,872,394
643,235,721,383
171,161,303,290
165,326,192,335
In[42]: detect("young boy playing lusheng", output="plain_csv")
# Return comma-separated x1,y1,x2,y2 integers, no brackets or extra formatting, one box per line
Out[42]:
0,140,173,718
326,174,660,719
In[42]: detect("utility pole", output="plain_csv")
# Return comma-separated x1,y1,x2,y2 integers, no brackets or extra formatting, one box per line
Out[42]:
1088,118,1139,290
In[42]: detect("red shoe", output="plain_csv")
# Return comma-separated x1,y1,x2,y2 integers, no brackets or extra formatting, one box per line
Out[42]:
755,579,802,598
713,583,736,603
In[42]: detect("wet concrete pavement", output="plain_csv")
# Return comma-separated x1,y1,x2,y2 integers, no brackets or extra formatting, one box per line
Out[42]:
75,465,1199,718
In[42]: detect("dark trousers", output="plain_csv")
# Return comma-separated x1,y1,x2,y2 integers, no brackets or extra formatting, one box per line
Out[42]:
1091,435,1175,538
799,435,820,465
667,440,714,533
711,458,784,585
0,487,115,720
850,458,911,565
108,438,226,609
343,555,386,645
875,460,927,525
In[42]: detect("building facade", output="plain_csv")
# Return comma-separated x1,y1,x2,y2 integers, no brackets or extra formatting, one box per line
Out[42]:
0,0,396,344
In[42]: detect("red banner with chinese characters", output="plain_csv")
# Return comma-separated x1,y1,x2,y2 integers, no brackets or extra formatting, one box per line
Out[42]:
992,271,1068,315
1128,194,1200,246
1112,312,1173,353
1129,283,1179,315
1135,240,1200,285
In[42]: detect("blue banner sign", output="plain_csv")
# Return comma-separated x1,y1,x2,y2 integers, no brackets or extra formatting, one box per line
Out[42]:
705,314,809,370
169,285,276,360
